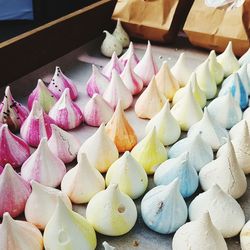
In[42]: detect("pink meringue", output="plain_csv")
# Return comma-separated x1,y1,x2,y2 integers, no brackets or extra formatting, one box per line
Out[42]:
86,65,109,97
0,86,29,132
83,94,113,127
134,41,158,86
103,70,133,110
20,101,56,147
102,52,123,79
49,88,83,130
120,56,143,95
48,124,80,163
119,42,139,68
0,164,31,217
21,138,66,187
0,124,30,168
48,66,78,100
0,166,3,175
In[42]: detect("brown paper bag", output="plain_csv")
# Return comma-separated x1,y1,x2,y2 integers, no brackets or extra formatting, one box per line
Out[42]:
112,0,194,43
184,0,250,56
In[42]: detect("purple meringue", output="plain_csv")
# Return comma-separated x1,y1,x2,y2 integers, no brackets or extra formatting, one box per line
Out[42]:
119,42,139,68
102,52,123,79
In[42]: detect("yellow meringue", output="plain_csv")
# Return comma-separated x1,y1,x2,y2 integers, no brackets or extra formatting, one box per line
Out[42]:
208,50,224,84
241,220,250,250
112,19,130,48
101,31,123,57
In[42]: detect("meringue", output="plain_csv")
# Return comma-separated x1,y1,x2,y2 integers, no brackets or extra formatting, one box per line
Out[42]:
155,61,180,101
101,30,123,57
25,180,72,229
61,153,105,204
102,52,123,79
28,79,56,113
131,127,167,174
134,76,166,119
0,124,30,168
240,220,250,250
83,94,113,127
141,179,187,234
239,48,250,65
103,70,133,110
237,64,250,95
78,124,119,173
0,86,29,131
230,119,250,140
171,84,203,131
134,41,158,86
208,50,224,84
86,65,109,97
172,212,227,250
20,101,55,147
49,88,83,130
199,140,247,199
103,241,115,250
187,108,229,150
172,72,206,108
207,92,242,129
189,184,245,238
106,151,148,199
48,124,80,163
217,41,240,77
119,42,139,68
105,101,137,152
21,138,66,187
0,212,43,250
145,101,181,146
168,134,213,172
112,19,130,48
86,184,137,236
171,53,192,87
0,164,31,217
48,66,78,100
244,107,250,121
0,166,3,175
120,56,143,95
44,196,97,250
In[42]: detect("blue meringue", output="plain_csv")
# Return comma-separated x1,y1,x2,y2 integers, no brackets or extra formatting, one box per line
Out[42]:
237,64,250,95
141,179,187,234
239,48,250,66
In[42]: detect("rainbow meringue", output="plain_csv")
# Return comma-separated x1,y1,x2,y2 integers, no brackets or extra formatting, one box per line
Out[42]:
21,138,66,187
171,84,203,131
102,52,123,79
155,61,180,101
106,151,148,199
168,134,213,172
239,48,250,65
48,124,80,163
103,241,115,250
240,220,250,250
83,94,113,127
207,92,242,129
208,50,224,84
188,108,229,150
61,153,105,204
25,180,72,229
78,124,119,173
44,196,97,250
171,53,192,87
154,153,198,198
131,127,167,174
135,76,166,119
20,101,55,147
101,30,123,57
0,124,30,168
119,42,139,68
120,56,143,95
86,184,137,236
48,66,78,100
141,179,187,234
199,140,247,199
0,86,29,131
86,65,109,97
189,184,245,238
217,41,240,77
172,212,227,250
134,41,158,86
28,79,56,113
103,70,133,110
0,164,31,217
112,19,130,48
145,101,181,146
0,212,43,250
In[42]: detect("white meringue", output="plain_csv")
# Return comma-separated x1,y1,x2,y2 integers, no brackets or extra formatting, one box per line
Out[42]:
103,241,115,250
189,184,245,238
112,19,130,48
208,50,224,84
244,107,250,120
230,119,250,140
141,179,187,234
145,101,181,146
239,48,250,66
78,124,119,173
25,180,72,229
61,153,105,204
86,184,137,236
102,52,123,79
240,220,250,250
119,42,139,68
